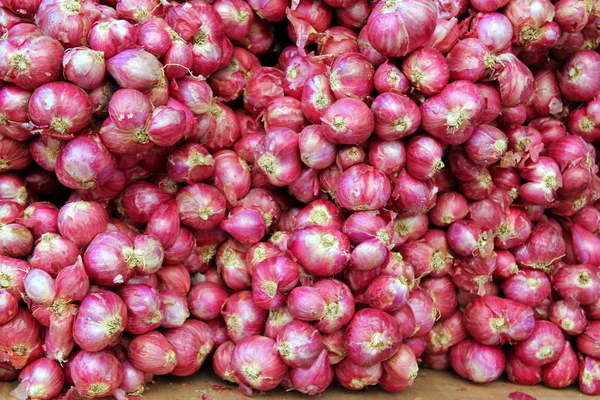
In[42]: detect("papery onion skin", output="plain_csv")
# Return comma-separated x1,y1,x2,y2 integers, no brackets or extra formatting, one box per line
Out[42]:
542,341,579,389
232,335,288,391
514,321,566,367
73,291,127,352
128,331,177,375
70,350,122,398
164,320,215,377
449,338,505,383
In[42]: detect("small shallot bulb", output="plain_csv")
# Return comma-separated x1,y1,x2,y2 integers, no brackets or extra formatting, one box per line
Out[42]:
128,331,177,375
276,320,323,368
163,320,215,376
287,227,350,277
176,184,226,230
73,291,127,352
71,350,122,398
371,92,421,140
321,98,374,145
549,300,587,336
335,358,382,390
553,263,600,305
449,338,505,383
514,321,566,366
232,336,288,391
11,358,64,400
336,165,391,211
221,291,268,343
405,135,445,180
313,279,355,333
402,47,449,95
542,342,579,389
289,349,333,395
254,128,302,186
379,344,419,392
344,308,401,367
287,287,326,322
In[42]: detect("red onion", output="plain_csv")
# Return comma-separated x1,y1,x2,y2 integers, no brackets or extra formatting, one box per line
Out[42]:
119,284,164,334
371,92,420,140
336,164,391,211
70,350,122,398
232,335,287,391
289,349,333,395
449,338,505,383
276,320,322,368
335,358,381,391
221,290,268,343
379,344,419,392
106,49,162,92
188,281,228,321
73,291,126,352
446,38,495,82
329,52,374,100
28,82,92,139
405,135,445,180
213,341,238,383
549,300,587,336
463,295,535,345
542,341,579,389
0,289,18,324
447,220,493,258
252,255,298,310
421,80,485,144
0,222,32,258
128,331,177,375
3,24,63,83
424,17,460,53
294,200,343,232
283,56,327,100
373,62,410,95
429,192,468,227
571,224,600,266
55,135,116,191
502,269,552,307
464,124,508,166
558,50,600,102
24,268,55,305
365,0,437,58
420,276,457,319
164,320,215,376
238,17,274,56
264,306,294,340
402,47,449,95
554,263,600,305
288,227,350,277
580,355,600,395
577,321,600,358
254,128,301,187
321,98,374,144
57,200,107,249
287,286,326,322
0,85,32,141
261,96,306,133
512,220,565,270
300,75,336,126
243,67,284,114
160,290,189,328
344,308,401,367
176,183,226,231
514,321,566,366
506,350,542,385
220,206,267,245
10,357,64,400
425,310,468,355
214,0,254,41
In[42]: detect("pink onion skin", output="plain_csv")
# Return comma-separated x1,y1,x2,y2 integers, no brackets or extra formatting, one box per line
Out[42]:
571,224,600,266
29,233,79,277
501,269,552,308
128,331,177,375
213,341,238,384
321,98,374,145
28,82,92,139
73,291,127,352
554,264,600,306
371,92,421,140
164,320,215,377
579,355,600,395
549,300,587,336
252,255,299,310
402,47,449,95
160,290,189,328
506,350,542,385
449,338,505,383
405,135,445,180
368,138,406,176
24,268,55,305
0,289,18,324
463,295,535,346
232,335,287,391
514,321,566,367
365,0,437,58
119,284,164,335
188,282,229,321
11,357,64,400
276,320,323,368
71,350,122,398
329,52,374,100
300,75,336,127
289,349,333,395
264,306,294,340
336,165,391,211
425,310,468,355
379,344,419,392
420,276,457,319
373,62,410,95
83,231,134,287
577,321,600,358
222,290,268,343
558,50,600,102
0,307,43,369
287,286,326,322
176,183,226,232
0,88,33,141
420,80,485,145
344,308,401,367
541,341,578,388
287,227,350,277
254,128,301,187
429,192,468,227
335,357,382,390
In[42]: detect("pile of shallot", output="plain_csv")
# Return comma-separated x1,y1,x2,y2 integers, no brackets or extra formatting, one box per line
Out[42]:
1,0,600,397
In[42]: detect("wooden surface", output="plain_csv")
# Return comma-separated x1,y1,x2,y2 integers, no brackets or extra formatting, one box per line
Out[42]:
0,368,585,400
